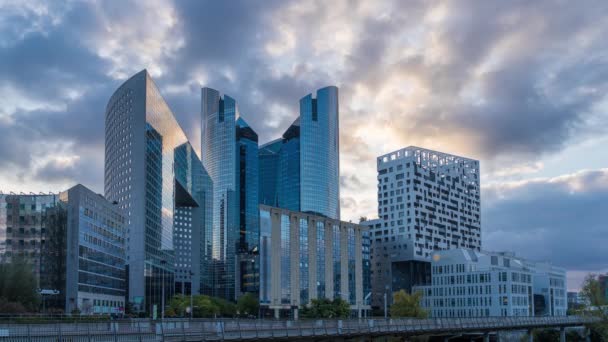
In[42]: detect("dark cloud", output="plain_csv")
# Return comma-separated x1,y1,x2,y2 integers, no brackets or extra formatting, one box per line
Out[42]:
483,169,608,271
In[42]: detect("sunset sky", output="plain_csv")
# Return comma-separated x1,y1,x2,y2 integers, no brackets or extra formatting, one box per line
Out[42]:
1,0,607,290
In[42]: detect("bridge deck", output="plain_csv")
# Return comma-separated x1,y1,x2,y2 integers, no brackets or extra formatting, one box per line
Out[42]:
0,316,596,341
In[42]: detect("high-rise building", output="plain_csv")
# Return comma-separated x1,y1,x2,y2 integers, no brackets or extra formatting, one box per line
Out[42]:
0,192,58,285
105,70,211,314
42,184,127,314
414,249,567,317
363,146,481,308
258,205,370,318
201,88,259,300
258,86,340,220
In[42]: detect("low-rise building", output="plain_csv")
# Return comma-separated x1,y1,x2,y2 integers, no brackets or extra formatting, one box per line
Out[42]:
258,205,371,318
43,184,127,314
414,249,566,317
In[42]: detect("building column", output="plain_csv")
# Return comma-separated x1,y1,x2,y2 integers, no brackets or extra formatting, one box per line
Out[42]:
527,329,533,342
293,307,299,320
274,308,279,319
560,327,566,342
483,332,490,342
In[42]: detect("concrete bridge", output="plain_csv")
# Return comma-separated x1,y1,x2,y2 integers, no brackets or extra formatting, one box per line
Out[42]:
0,316,598,342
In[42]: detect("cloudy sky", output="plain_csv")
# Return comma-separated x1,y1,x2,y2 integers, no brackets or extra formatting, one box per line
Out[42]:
1,0,607,290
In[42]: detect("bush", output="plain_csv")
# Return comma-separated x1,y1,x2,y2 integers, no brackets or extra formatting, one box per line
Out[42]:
301,298,351,319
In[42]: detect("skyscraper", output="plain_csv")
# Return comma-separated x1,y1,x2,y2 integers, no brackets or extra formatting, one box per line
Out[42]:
201,88,259,300
104,70,211,314
258,86,340,220
363,146,481,308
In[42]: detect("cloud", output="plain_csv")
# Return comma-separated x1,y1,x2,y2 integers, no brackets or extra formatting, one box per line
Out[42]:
0,0,607,285
483,169,608,286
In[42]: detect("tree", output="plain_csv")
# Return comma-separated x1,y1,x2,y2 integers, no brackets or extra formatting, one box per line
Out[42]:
580,274,608,340
359,217,368,223
0,257,39,311
389,290,428,318
167,294,189,317
237,293,259,317
301,298,351,319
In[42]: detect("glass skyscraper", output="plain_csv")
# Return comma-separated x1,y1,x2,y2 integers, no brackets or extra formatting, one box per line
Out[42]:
258,86,340,220
201,88,259,300
105,70,211,314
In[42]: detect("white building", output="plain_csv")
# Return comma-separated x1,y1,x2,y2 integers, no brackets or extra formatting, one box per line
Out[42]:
413,249,567,318
364,146,481,308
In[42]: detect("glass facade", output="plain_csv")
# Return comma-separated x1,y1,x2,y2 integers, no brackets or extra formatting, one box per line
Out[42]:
201,88,259,300
348,227,356,304
258,206,370,316
299,87,340,219
259,209,271,304
299,218,308,304
333,224,341,300
258,87,340,220
105,70,209,314
316,221,325,299
362,230,371,305
0,194,58,286
280,214,290,304
258,139,281,206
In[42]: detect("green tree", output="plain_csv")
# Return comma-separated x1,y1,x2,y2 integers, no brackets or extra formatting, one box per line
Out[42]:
237,293,259,317
210,296,237,317
580,274,608,340
167,294,189,317
193,295,220,318
389,290,428,318
301,298,351,319
0,257,39,311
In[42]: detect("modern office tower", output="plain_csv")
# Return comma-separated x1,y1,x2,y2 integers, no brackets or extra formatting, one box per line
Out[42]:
41,184,127,314
413,249,567,317
173,143,213,297
0,192,58,285
258,86,340,220
105,70,211,314
258,205,370,319
201,87,259,300
365,146,481,308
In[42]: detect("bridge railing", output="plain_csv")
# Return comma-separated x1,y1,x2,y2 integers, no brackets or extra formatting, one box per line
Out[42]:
0,316,597,341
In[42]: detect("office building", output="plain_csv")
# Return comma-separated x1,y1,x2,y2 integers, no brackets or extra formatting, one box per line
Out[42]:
365,146,481,307
0,192,58,286
413,249,567,317
258,86,340,220
258,205,370,318
42,184,127,314
105,70,211,314
201,88,259,300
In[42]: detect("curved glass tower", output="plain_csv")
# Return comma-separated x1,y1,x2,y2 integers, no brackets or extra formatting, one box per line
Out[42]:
259,86,340,220
104,70,211,314
201,88,259,300
300,86,340,219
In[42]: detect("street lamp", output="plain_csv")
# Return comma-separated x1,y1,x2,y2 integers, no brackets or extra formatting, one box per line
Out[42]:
160,260,167,320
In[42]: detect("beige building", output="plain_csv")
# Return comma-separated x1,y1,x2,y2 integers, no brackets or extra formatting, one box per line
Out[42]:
258,205,371,319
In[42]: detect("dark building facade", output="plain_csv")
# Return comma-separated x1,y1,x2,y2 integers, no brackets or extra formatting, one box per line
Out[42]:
201,88,259,300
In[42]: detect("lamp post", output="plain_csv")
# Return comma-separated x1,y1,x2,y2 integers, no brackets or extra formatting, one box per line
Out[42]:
160,260,167,320
189,271,194,319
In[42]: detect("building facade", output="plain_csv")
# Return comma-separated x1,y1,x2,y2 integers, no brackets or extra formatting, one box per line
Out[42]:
365,146,481,308
201,88,259,300
258,86,340,220
56,184,127,314
0,192,58,287
413,249,567,318
105,70,211,314
258,205,370,319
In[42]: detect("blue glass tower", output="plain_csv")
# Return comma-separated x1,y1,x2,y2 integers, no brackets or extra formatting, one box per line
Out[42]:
258,86,340,220
201,88,259,300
